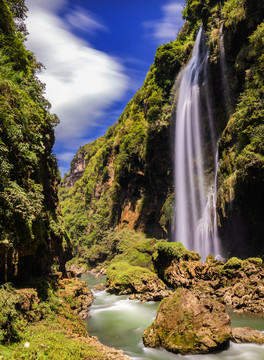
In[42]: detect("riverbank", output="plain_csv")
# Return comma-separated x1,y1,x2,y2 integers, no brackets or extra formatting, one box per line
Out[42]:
0,275,129,359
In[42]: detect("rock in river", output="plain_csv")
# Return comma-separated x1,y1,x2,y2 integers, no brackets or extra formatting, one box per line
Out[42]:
106,261,171,301
142,288,231,354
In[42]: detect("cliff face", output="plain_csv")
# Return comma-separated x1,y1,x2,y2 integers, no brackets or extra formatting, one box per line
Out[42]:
63,147,87,187
60,0,264,259
0,0,70,283
212,0,264,257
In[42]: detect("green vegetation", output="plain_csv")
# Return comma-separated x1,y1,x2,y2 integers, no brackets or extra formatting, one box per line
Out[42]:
154,242,201,261
0,0,69,283
67,229,160,271
217,3,264,256
9,328,104,360
106,261,165,294
59,0,264,264
223,257,243,269
0,278,105,359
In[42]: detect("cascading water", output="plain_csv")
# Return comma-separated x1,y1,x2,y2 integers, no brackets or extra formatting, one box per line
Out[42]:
174,27,222,261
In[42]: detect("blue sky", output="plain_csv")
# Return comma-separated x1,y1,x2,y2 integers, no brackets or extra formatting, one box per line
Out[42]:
25,0,185,175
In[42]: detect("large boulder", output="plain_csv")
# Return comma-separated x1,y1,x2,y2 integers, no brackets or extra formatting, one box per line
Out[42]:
142,288,231,354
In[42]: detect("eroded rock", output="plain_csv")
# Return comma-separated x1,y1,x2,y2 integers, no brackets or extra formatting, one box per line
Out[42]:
154,243,264,314
93,283,106,291
143,288,231,354
231,327,264,344
58,279,95,320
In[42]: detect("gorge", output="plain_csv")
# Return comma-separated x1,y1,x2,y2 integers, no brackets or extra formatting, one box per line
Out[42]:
0,0,264,358
60,0,264,264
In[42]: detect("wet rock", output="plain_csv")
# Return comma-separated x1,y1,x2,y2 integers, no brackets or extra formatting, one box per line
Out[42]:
93,283,106,291
129,289,173,302
231,327,264,344
142,288,231,355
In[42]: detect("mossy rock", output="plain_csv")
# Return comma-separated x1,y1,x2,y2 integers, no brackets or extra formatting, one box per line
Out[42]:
246,258,263,267
223,257,243,270
143,288,231,355
106,262,167,295
155,242,201,261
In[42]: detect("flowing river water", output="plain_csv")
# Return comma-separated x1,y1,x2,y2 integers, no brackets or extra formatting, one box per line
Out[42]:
82,274,264,360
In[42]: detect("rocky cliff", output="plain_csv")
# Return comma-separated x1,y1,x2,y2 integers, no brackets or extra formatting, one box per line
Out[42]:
60,0,264,261
0,0,70,283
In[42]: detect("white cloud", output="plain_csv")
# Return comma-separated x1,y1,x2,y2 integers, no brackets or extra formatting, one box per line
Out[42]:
143,1,184,43
66,7,108,34
25,0,128,144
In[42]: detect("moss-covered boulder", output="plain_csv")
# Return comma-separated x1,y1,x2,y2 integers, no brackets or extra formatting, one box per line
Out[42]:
142,288,231,354
153,242,212,288
106,262,171,301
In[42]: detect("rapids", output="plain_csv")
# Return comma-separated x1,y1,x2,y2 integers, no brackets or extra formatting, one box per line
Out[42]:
83,274,264,360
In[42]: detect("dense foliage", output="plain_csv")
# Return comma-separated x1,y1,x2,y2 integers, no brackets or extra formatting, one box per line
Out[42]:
0,0,69,283
0,279,105,359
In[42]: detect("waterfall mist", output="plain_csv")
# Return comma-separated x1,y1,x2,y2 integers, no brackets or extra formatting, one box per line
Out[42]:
174,27,222,261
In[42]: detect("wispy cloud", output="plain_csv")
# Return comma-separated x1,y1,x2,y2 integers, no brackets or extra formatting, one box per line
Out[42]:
143,1,184,44
25,0,128,173
66,6,108,34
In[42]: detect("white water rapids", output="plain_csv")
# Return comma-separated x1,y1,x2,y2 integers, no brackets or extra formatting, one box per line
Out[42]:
174,27,221,260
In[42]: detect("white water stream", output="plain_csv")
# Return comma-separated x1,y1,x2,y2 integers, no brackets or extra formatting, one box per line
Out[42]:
174,27,221,260
83,274,264,360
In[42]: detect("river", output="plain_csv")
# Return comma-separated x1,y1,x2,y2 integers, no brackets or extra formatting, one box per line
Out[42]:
82,274,264,360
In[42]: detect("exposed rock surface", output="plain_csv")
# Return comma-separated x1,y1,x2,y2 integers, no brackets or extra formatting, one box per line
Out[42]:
63,148,87,187
93,283,106,291
58,278,95,320
231,327,264,344
66,264,87,277
106,261,171,301
77,335,130,360
143,288,231,354
89,267,107,277
154,243,264,313
129,289,172,302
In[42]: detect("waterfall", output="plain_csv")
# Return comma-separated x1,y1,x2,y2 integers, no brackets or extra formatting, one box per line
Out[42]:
174,27,222,261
